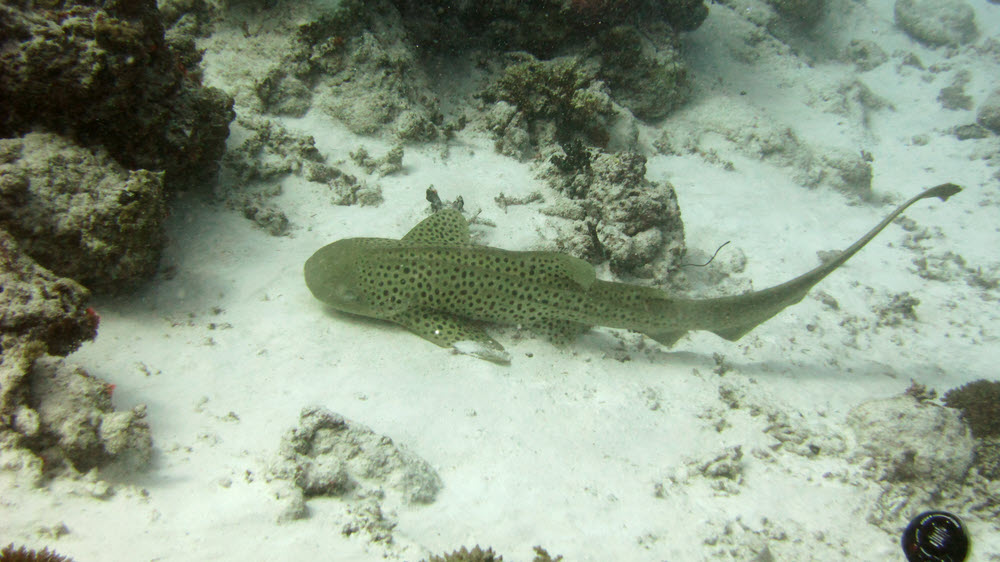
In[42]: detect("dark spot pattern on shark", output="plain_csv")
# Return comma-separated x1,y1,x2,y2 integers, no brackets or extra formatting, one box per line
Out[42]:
305,183,961,363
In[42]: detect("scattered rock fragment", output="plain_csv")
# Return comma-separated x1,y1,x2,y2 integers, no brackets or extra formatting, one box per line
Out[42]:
937,70,973,110
328,176,384,207
1,343,152,486
222,115,324,186
894,0,978,47
873,292,920,327
237,198,292,237
269,406,442,530
843,39,888,71
273,406,442,503
976,88,1000,134
255,67,314,118
351,146,404,177
421,545,562,562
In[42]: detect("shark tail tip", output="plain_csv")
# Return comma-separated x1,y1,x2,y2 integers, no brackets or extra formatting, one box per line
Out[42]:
927,183,962,202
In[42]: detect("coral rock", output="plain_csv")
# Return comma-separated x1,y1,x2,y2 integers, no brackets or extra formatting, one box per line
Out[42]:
0,133,168,293
0,231,97,356
0,0,234,190
894,0,978,47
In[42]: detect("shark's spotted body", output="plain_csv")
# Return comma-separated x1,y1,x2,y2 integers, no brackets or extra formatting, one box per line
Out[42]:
305,184,960,363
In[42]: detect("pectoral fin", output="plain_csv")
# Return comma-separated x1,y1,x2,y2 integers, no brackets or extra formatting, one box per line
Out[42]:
390,307,510,364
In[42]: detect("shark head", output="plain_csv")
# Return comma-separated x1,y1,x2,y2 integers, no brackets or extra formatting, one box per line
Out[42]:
304,238,378,317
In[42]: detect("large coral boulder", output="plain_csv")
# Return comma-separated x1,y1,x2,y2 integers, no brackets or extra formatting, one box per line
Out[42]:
0,133,168,293
0,0,235,190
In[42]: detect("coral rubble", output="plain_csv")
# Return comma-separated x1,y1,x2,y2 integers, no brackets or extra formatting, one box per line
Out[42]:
268,406,442,536
0,232,151,489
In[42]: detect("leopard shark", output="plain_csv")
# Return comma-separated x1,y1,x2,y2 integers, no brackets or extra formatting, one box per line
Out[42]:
305,183,960,363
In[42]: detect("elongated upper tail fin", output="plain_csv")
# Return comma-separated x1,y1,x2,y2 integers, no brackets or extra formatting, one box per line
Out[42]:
926,183,963,202
697,183,961,344
784,183,961,289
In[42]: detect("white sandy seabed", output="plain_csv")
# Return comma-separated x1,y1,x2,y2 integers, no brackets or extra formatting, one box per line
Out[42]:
4,1,1000,561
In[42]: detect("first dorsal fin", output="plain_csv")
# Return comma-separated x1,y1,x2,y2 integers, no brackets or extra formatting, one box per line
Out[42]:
401,209,471,245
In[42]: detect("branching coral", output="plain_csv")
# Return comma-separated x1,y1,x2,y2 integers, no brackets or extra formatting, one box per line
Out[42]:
0,544,74,562
423,546,502,562
421,546,563,562
478,55,615,147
